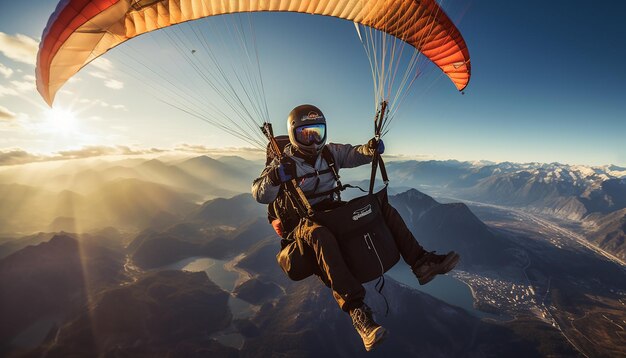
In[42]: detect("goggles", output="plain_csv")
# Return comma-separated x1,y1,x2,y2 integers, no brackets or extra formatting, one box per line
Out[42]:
294,124,326,146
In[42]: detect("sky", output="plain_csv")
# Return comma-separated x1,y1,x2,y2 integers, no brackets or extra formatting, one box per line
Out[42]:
0,0,625,167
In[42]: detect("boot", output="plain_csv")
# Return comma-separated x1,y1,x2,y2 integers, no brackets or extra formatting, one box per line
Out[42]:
412,251,460,285
349,304,387,351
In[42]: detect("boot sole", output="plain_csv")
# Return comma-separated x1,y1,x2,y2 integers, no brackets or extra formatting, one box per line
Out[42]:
364,326,388,352
418,252,460,285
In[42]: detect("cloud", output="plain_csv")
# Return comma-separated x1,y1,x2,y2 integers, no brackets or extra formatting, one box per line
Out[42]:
105,79,124,90
0,105,16,120
56,145,164,159
0,149,43,166
84,56,124,91
174,143,263,156
90,57,114,72
0,76,35,97
0,63,13,78
0,145,168,166
0,84,18,97
89,71,107,79
0,32,39,65
10,79,35,92
79,98,110,107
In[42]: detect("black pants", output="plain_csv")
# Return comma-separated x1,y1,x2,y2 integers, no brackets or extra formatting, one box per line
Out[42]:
291,201,425,311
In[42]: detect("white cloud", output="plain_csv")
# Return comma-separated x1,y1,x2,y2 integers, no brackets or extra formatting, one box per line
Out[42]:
0,32,39,65
22,74,36,82
0,63,13,78
0,105,16,120
79,98,125,110
89,71,107,79
89,68,124,90
105,79,124,90
0,84,18,97
90,57,114,72
175,143,263,155
78,98,109,107
10,80,35,93
0,145,168,165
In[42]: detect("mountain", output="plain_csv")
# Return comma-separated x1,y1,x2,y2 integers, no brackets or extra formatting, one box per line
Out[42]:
385,160,476,187
134,158,235,198
584,208,626,260
217,155,264,171
0,177,203,235
238,273,575,357
0,232,58,259
0,183,57,234
129,216,274,269
189,193,266,226
385,160,626,259
33,270,237,357
87,178,199,230
0,235,125,351
175,155,256,194
389,189,512,267
385,161,626,215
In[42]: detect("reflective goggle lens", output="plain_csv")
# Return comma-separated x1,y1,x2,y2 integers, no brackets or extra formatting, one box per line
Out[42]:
295,124,326,146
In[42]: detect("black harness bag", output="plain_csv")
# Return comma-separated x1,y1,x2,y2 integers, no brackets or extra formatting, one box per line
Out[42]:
311,186,400,283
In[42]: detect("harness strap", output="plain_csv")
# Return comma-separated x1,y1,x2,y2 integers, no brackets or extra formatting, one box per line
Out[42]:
305,185,344,200
293,168,334,181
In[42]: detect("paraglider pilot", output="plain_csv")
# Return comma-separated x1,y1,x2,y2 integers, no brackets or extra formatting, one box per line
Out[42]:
252,104,460,351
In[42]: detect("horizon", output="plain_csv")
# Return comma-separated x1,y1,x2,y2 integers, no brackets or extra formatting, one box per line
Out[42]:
1,146,625,171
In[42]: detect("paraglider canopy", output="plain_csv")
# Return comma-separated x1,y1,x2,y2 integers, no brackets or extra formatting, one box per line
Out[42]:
36,0,470,106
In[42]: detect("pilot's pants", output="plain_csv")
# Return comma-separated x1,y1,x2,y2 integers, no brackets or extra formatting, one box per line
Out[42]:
292,202,425,312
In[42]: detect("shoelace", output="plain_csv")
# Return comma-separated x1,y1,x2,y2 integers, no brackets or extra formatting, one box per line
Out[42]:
351,307,375,334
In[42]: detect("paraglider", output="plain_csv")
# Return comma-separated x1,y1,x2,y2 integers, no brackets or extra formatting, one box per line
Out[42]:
36,0,471,352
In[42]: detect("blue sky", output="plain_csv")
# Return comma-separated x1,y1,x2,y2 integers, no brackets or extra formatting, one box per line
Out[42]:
0,0,624,166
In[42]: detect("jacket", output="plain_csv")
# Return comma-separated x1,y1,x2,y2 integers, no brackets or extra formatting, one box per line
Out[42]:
251,142,375,206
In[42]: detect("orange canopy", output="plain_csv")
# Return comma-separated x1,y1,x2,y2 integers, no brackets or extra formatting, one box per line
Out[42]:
37,0,471,106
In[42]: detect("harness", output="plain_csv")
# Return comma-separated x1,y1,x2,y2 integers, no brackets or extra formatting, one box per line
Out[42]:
284,145,343,201
263,102,396,314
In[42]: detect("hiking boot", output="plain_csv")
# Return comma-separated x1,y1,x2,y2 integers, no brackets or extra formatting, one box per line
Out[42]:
412,251,460,285
349,304,387,351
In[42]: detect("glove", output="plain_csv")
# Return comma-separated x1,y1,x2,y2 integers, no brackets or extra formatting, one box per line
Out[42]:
271,218,284,238
268,157,295,185
367,137,385,154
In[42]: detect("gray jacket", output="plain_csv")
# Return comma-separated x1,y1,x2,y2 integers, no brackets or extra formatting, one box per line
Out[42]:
252,142,375,206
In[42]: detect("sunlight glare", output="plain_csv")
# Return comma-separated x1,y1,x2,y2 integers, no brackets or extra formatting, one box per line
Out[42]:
44,107,78,134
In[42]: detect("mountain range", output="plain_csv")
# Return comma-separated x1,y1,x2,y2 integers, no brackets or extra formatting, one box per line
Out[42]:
4,185,624,356
1,156,624,261
385,160,626,260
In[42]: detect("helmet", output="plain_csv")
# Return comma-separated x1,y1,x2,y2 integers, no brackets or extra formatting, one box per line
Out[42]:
287,104,327,156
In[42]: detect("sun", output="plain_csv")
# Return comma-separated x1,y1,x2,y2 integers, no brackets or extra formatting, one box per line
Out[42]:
44,107,78,134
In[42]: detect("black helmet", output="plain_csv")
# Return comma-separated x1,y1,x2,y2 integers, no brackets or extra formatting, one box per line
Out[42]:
287,104,327,156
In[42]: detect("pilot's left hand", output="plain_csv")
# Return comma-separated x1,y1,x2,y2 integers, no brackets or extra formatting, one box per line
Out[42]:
367,137,385,154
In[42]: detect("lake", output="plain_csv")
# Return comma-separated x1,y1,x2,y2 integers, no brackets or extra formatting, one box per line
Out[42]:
386,264,499,319
159,257,254,348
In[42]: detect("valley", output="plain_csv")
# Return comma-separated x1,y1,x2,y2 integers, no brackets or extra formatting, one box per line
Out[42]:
450,199,626,357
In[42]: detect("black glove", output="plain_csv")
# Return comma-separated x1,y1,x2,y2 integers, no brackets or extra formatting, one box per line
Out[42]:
267,157,295,185
367,137,385,154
